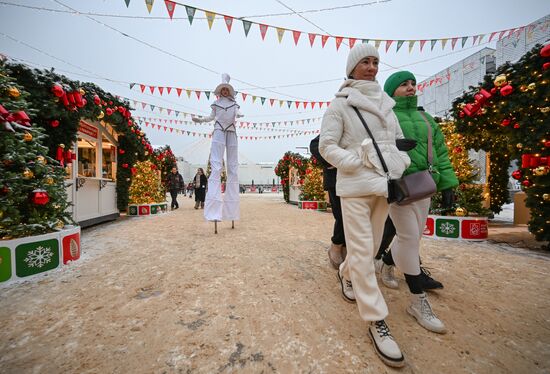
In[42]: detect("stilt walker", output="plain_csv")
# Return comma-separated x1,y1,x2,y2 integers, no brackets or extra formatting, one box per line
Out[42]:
192,74,242,233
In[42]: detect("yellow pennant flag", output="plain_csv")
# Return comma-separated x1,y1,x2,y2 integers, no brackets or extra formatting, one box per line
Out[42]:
205,11,216,30
374,40,381,49
276,28,285,43
279,100,284,107
252,96,257,103
145,0,154,14
441,38,448,50
408,40,416,53
186,90,191,98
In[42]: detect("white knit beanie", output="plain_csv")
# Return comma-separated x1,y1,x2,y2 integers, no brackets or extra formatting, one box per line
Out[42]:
346,43,380,77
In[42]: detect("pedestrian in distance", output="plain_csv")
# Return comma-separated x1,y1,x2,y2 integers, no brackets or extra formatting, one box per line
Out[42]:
166,167,184,210
192,168,208,210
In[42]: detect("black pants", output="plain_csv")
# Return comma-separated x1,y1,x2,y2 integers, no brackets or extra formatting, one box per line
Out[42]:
328,188,345,246
375,217,396,263
195,188,206,203
169,189,179,208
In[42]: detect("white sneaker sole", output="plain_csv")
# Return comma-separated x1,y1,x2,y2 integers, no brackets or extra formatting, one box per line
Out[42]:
406,306,447,334
368,328,405,368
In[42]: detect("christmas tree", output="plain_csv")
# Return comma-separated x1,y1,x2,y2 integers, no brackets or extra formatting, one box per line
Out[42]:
274,151,308,203
128,160,165,204
453,43,550,243
1,62,72,239
300,159,325,202
430,121,490,216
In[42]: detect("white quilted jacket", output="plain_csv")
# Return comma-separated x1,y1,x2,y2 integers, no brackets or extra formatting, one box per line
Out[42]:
319,80,410,198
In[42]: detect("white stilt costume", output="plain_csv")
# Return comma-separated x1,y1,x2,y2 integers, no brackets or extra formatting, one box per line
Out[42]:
192,74,242,223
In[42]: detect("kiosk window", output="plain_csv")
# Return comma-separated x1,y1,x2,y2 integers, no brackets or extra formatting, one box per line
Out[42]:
78,138,97,177
102,136,116,180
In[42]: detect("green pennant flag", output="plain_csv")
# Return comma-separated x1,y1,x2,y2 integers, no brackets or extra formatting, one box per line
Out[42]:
461,36,468,48
260,97,266,105
362,39,369,44
205,91,211,99
242,20,252,37
185,6,196,25
124,0,130,7
287,101,292,108
129,83,135,89
396,40,405,52
430,39,437,51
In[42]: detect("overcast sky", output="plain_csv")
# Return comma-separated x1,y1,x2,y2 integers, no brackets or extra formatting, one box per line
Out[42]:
1,0,549,164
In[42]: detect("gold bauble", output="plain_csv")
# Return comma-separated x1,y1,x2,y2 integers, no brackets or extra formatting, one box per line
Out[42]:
36,156,46,164
528,83,536,90
23,169,34,179
23,132,33,142
45,177,54,185
97,111,104,119
519,85,528,92
494,74,507,87
543,194,550,201
8,86,20,98
516,143,523,149
533,166,548,176
56,220,65,229
455,207,468,217
79,88,85,95
540,107,550,113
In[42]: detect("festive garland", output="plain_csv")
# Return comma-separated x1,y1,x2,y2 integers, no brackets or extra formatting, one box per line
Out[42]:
274,151,309,203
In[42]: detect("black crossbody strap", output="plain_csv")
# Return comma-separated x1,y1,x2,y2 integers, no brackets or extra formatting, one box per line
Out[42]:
352,106,389,175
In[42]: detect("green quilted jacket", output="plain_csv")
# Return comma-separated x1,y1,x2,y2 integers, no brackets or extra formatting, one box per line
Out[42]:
393,96,458,191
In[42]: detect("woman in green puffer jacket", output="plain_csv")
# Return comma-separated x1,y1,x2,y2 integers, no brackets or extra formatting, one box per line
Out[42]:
378,71,458,335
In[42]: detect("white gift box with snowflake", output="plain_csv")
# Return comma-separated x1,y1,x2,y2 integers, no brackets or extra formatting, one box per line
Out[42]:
423,215,488,241
0,225,81,283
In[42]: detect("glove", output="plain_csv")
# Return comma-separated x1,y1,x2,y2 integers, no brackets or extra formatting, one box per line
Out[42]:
191,116,200,123
396,138,417,151
442,189,455,209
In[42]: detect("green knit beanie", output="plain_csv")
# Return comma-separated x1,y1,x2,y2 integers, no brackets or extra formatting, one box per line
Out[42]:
383,71,416,96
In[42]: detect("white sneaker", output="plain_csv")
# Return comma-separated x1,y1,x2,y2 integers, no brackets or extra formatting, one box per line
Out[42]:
369,320,405,368
374,259,399,289
407,293,446,334
337,270,355,303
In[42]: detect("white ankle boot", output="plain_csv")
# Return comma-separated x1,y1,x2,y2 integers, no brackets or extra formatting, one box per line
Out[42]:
407,292,446,334
374,259,399,289
369,320,405,368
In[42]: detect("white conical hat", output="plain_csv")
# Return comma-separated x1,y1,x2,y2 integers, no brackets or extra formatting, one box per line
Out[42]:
214,73,236,98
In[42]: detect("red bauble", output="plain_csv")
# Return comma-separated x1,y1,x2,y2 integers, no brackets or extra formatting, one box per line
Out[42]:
106,108,113,116
513,123,520,129
545,140,550,148
490,87,498,94
500,119,511,127
500,84,513,96
109,101,113,105
128,120,133,126
51,84,64,97
543,62,550,71
521,180,531,187
30,189,50,205
459,111,465,118
130,167,137,175
93,95,101,105
50,120,60,128
540,44,550,58
511,170,522,180
122,163,128,168
118,149,125,155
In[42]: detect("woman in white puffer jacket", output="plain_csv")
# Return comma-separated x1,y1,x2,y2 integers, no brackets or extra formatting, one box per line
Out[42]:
319,43,410,368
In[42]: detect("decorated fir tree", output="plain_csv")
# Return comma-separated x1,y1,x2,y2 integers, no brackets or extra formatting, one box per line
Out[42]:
128,160,165,204
453,43,550,243
430,121,490,216
1,63,72,239
300,162,325,202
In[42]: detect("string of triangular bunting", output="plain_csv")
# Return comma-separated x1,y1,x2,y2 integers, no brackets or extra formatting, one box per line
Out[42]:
134,116,323,128
129,83,329,109
139,119,320,140
123,0,543,53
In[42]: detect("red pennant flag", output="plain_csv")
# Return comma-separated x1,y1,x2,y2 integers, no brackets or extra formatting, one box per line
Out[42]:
295,101,300,108
269,98,275,106
419,40,427,51
310,102,316,109
385,40,394,52
302,102,307,109
241,93,247,101
507,28,516,38
348,38,357,49
292,30,301,45
149,86,155,94
224,15,233,33
321,35,329,48
195,91,201,99
158,87,164,95
140,84,146,93
308,33,317,47
164,1,176,19
170,128,173,133
141,102,146,109
166,87,172,95
488,32,498,42
498,31,506,41
259,24,269,40
176,88,182,97
145,122,149,127
163,126,167,131
167,109,172,115
335,36,343,50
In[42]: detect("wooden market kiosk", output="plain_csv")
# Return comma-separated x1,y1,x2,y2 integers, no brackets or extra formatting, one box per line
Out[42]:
65,119,119,227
